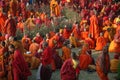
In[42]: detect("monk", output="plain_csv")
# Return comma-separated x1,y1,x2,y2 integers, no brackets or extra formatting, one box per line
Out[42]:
49,31,55,38
48,33,60,48
79,49,94,70
21,35,31,51
9,37,25,54
62,42,71,61
17,19,25,33
63,25,71,39
25,15,35,30
69,33,77,48
0,41,8,56
84,34,95,49
0,8,6,35
110,54,120,73
33,33,43,44
9,0,18,16
0,33,5,42
37,42,54,80
81,28,89,40
72,23,81,40
0,42,7,79
96,44,110,80
60,52,80,80
50,0,60,17
109,30,120,53
4,14,16,36
8,44,31,80
29,40,39,56
103,23,115,42
95,33,107,51
89,12,100,40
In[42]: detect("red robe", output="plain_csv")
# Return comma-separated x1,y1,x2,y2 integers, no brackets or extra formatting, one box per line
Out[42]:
34,36,43,44
42,47,53,66
79,53,93,70
60,59,80,80
4,18,16,36
12,50,31,80
41,46,56,70
85,37,95,49
0,12,6,34
96,53,110,80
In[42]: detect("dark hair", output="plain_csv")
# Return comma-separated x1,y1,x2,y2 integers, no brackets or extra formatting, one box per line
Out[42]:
43,42,48,47
13,37,18,41
1,41,5,47
71,52,78,60
9,44,15,49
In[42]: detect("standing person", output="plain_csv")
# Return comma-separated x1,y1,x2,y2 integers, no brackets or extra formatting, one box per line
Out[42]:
8,44,31,80
89,11,100,40
96,44,110,80
37,42,53,80
4,14,16,36
60,52,80,80
9,0,18,16
50,0,60,17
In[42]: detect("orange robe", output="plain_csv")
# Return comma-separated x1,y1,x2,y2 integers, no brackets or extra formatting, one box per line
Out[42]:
72,27,81,40
49,31,55,38
0,12,6,34
17,22,24,32
50,0,60,17
81,31,88,40
29,42,39,56
96,53,110,80
79,52,93,70
85,37,95,49
21,37,31,51
63,28,71,39
12,41,25,54
62,46,71,61
48,34,60,48
89,15,99,40
95,36,107,51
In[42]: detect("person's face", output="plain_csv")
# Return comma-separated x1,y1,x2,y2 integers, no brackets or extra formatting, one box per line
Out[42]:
8,47,14,53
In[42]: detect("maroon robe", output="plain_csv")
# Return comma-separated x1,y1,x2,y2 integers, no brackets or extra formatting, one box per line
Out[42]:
60,59,80,80
12,50,31,80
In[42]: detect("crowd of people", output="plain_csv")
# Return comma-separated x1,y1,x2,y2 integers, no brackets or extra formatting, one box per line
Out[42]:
0,0,120,80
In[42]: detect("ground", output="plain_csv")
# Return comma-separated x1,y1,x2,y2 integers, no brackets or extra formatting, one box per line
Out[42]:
28,48,118,80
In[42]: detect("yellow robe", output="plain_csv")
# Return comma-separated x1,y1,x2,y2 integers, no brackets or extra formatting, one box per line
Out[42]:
50,0,60,17
110,59,119,72
69,36,77,47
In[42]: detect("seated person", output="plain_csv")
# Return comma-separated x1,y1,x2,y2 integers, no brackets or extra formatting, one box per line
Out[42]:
95,33,107,51
60,52,80,80
110,54,120,73
79,49,95,70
